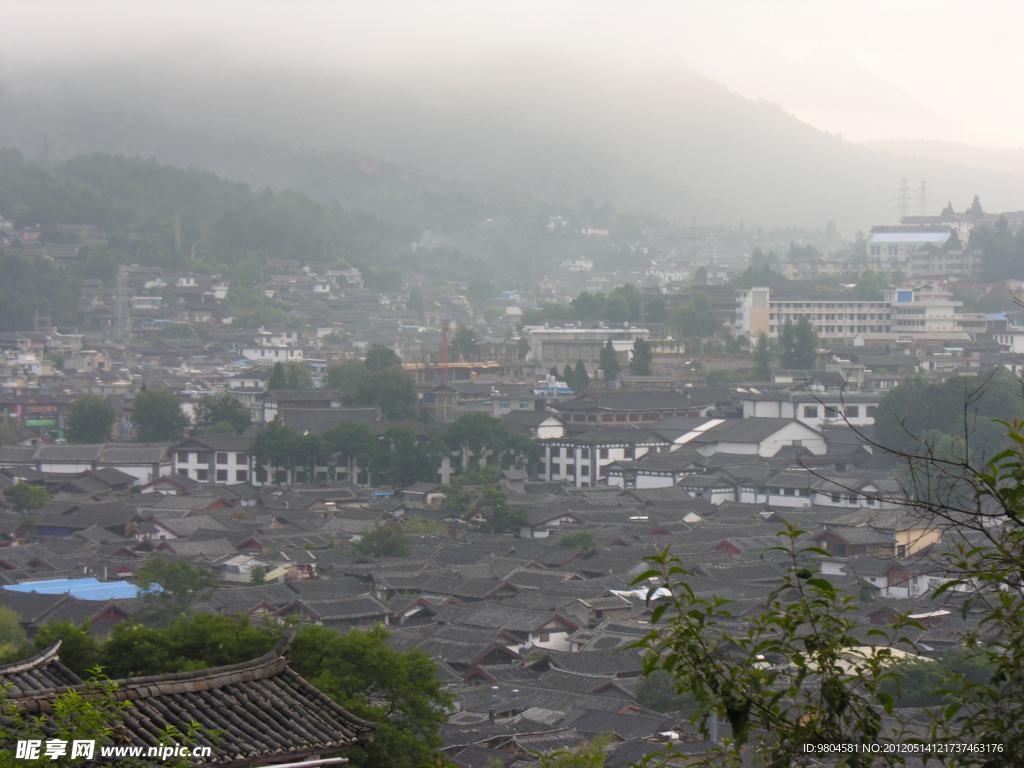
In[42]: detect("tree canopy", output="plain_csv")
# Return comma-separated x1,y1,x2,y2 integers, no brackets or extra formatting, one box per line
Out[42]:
364,344,402,372
5,613,452,768
134,388,189,442
598,339,620,385
777,316,818,370
192,394,251,435
670,290,719,339
353,520,411,558
629,337,653,376
751,332,772,380
855,269,890,301
267,362,288,390
874,367,1024,458
134,557,219,625
326,359,418,420
3,482,50,514
450,327,480,363
65,394,115,443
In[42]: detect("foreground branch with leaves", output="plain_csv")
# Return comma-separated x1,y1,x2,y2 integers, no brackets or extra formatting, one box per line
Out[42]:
632,413,1024,767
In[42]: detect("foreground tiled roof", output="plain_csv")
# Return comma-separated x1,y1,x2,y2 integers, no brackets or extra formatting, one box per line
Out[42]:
7,631,378,766
0,642,82,692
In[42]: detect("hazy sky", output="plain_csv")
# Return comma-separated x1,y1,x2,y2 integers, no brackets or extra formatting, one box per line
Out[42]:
3,0,1023,149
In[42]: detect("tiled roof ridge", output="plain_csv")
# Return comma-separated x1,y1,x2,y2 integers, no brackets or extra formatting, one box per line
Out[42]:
10,628,369,736
0,640,64,675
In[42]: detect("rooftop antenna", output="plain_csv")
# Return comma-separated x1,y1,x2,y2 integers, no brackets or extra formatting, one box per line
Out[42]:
918,181,928,217
115,265,132,342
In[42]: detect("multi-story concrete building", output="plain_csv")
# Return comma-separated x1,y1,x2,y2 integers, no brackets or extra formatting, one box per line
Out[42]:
525,324,649,374
736,287,962,340
867,226,954,277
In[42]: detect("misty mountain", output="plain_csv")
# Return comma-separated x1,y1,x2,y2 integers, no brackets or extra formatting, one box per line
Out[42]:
683,44,962,145
1,51,1021,231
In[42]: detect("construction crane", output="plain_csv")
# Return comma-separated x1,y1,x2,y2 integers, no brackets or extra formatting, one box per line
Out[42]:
441,319,450,382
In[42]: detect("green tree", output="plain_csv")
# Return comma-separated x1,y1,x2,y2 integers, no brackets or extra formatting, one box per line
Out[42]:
286,362,313,389
778,316,818,370
406,289,425,322
365,344,402,372
65,394,115,443
289,624,452,768
477,503,527,534
247,420,302,482
249,565,267,586
354,520,411,558
751,332,772,380
3,482,50,514
0,417,23,446
371,427,435,487
645,296,667,323
633,523,919,766
323,420,376,477
606,284,641,322
557,531,596,549
629,337,653,376
192,394,251,434
855,269,890,301
363,366,419,420
572,291,607,321
563,364,578,394
0,607,26,648
450,326,480,362
134,558,219,625
573,360,591,393
670,291,720,339
25,620,101,678
327,358,370,397
134,388,189,442
95,614,452,768
598,339,620,385
267,362,288,390
692,265,707,284
874,368,1024,457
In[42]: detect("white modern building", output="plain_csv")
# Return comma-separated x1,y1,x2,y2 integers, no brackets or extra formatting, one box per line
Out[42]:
736,287,962,340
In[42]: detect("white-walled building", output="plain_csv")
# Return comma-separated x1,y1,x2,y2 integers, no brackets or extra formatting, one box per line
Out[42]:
736,287,962,340
526,324,650,373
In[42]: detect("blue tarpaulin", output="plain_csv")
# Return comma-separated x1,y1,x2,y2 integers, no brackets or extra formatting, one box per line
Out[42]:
4,578,142,601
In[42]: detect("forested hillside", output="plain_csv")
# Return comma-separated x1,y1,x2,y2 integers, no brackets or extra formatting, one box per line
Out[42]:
4,53,1024,230
0,149,664,291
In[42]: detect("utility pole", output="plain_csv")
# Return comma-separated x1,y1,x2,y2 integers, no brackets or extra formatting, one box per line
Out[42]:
174,212,182,254
919,181,928,217
115,265,131,342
